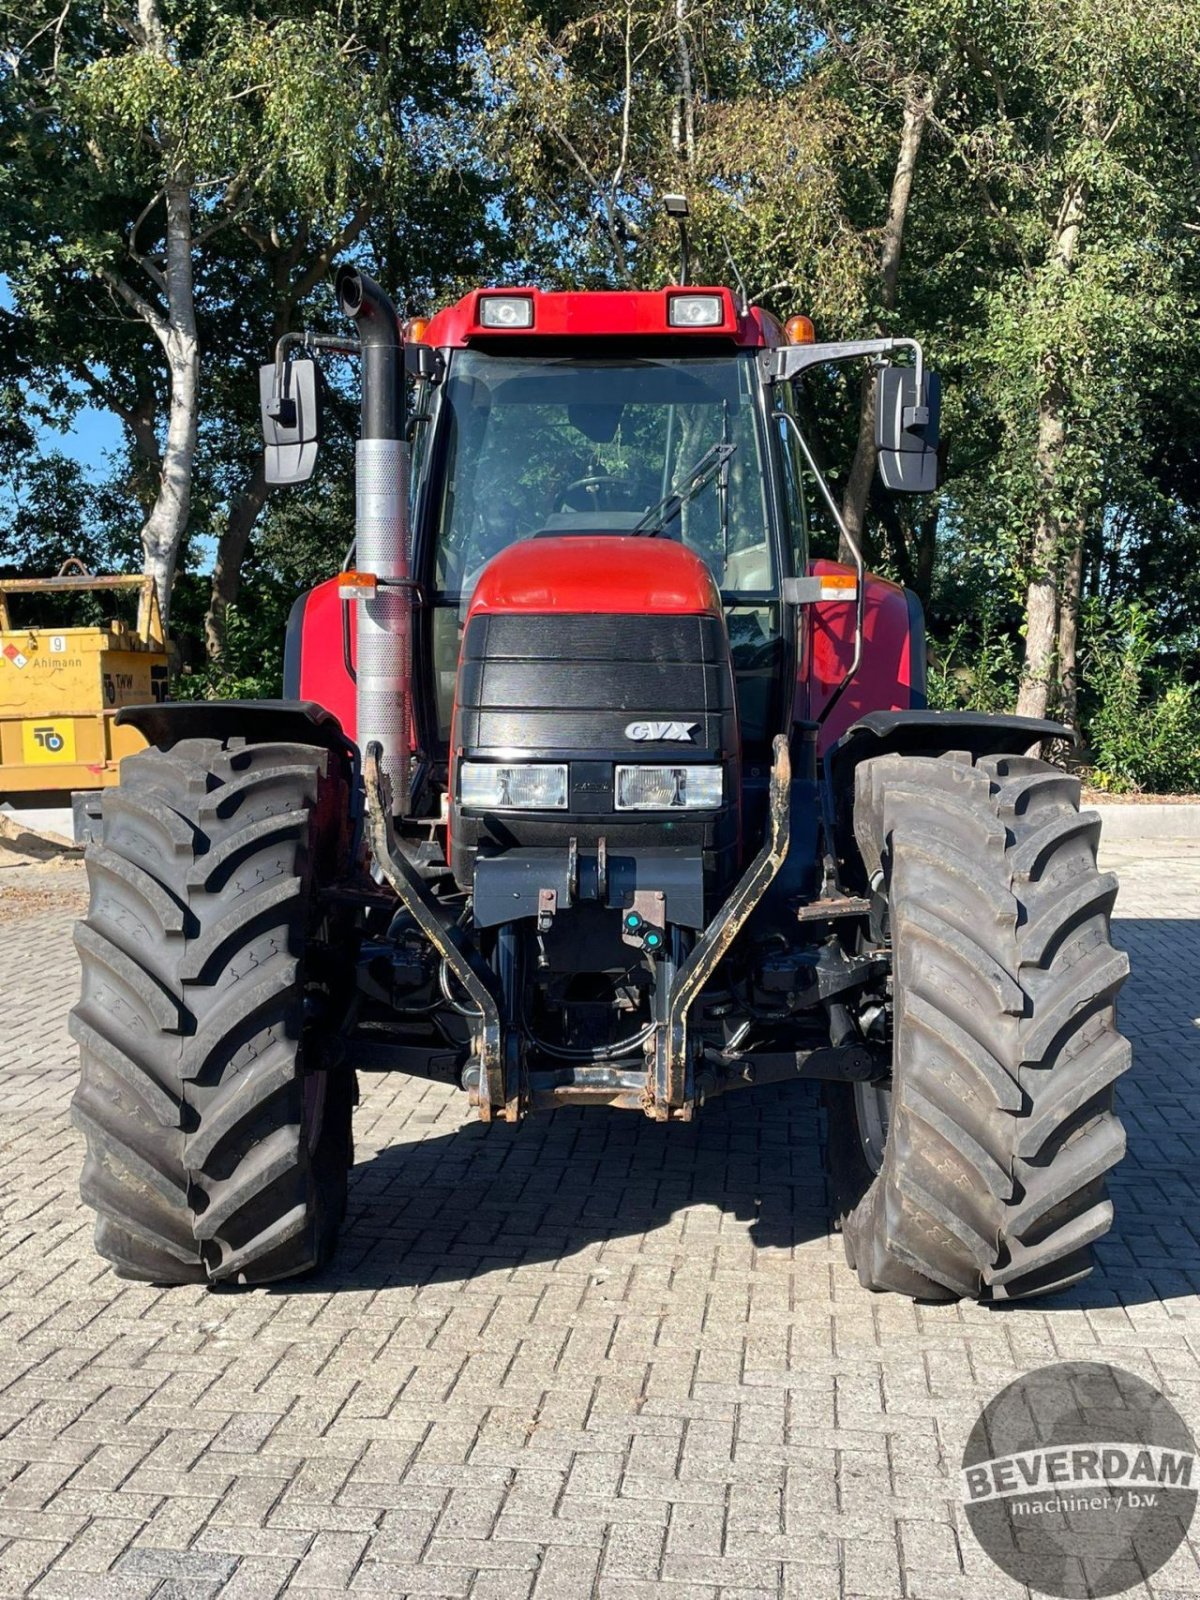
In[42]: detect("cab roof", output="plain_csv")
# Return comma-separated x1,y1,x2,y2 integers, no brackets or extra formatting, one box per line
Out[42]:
420,286,784,350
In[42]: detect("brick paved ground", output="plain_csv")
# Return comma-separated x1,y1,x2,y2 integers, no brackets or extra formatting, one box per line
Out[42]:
0,837,1197,1599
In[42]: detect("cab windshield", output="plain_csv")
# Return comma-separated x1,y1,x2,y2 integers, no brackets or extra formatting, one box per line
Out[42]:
432,350,774,598
423,347,783,747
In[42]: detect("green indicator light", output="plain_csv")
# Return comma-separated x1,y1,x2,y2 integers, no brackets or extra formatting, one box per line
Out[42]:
625,913,642,929
645,932,661,949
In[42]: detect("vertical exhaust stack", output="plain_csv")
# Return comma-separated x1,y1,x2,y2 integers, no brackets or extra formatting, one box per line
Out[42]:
336,265,411,811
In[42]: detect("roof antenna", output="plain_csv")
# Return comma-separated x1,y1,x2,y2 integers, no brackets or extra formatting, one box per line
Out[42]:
663,194,690,286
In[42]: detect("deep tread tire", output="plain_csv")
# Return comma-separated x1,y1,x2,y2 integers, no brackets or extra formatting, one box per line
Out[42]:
71,737,357,1286
825,752,1130,1301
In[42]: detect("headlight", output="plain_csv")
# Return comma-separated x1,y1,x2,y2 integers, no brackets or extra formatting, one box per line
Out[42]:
459,762,568,810
667,293,724,328
615,765,723,810
478,295,534,329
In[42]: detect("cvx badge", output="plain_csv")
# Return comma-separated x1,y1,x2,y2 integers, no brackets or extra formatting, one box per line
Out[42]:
625,720,696,742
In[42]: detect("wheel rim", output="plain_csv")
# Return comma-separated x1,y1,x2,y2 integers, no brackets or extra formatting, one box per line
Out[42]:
853,1080,892,1175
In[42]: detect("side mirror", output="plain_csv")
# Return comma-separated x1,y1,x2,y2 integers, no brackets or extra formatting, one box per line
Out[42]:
259,357,322,485
876,365,941,493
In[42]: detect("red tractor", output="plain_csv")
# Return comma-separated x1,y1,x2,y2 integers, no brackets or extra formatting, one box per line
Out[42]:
71,254,1129,1301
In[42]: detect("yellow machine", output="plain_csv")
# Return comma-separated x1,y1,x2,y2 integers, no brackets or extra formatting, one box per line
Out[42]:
0,560,167,811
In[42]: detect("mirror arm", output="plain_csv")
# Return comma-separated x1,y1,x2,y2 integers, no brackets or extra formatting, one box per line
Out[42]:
774,410,863,577
888,337,927,426
763,335,925,396
765,336,938,490
269,332,363,420
774,408,866,728
272,330,362,370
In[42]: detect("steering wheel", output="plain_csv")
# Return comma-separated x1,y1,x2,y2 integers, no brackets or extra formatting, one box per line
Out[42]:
559,474,638,513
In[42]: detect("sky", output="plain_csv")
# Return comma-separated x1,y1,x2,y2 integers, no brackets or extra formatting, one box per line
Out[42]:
1,278,232,574
1,276,125,476
37,403,123,476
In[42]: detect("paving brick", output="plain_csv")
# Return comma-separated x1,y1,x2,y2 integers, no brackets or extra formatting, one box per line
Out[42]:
841,1537,903,1597
289,1529,371,1588
195,1525,313,1560
350,1556,473,1594
426,1536,543,1571
472,1572,537,1600
600,1521,665,1580
0,1536,67,1594
662,1556,783,1588
32,1572,163,1599
213,1556,299,1599
530,1544,599,1599
598,1584,716,1600
114,1547,239,1585
0,846,1196,1600
138,1493,221,1550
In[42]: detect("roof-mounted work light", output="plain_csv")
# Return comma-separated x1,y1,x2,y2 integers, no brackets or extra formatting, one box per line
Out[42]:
668,293,724,328
477,295,534,329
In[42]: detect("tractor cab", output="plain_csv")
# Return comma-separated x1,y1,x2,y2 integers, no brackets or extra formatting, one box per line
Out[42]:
409,288,792,759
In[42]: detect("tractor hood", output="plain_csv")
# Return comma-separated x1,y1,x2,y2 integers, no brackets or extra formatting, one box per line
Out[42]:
465,535,723,620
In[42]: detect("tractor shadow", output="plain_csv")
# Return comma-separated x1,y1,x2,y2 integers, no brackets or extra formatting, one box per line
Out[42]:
307,916,1200,1311
322,1077,832,1293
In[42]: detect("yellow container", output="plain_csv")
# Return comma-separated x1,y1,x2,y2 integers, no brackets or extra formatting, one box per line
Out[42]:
0,562,167,793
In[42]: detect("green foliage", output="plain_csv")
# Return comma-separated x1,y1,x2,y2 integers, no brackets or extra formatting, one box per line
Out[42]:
1081,602,1200,794
172,602,285,700
73,10,401,226
170,448,356,698
0,0,502,656
925,610,1022,715
0,454,140,628
2,0,1200,788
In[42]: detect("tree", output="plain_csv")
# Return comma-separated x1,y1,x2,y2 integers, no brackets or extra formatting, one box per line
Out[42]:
1,0,495,634
5,0,1200,781
811,2,961,565
932,0,1200,718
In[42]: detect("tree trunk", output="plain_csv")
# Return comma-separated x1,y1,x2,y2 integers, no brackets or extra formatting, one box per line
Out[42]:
204,457,269,663
840,85,931,564
1017,515,1059,719
127,385,162,481
138,176,199,628
1056,529,1084,729
1015,170,1085,719
110,0,200,631
674,0,695,166
913,505,938,604
840,374,881,565
1016,376,1067,718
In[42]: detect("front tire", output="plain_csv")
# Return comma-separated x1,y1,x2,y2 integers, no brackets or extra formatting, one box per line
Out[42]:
825,752,1130,1301
71,737,357,1286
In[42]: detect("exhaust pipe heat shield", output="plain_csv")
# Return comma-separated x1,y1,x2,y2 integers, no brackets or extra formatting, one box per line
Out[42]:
337,265,411,803
355,437,411,800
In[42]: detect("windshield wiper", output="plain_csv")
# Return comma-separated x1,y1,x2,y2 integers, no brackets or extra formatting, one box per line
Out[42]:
633,442,737,536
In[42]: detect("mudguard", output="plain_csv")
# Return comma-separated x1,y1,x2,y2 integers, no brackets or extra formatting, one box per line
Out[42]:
824,709,1073,888
116,699,354,759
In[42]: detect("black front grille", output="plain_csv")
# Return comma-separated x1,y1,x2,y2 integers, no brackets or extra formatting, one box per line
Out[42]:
455,612,737,759
449,610,741,899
